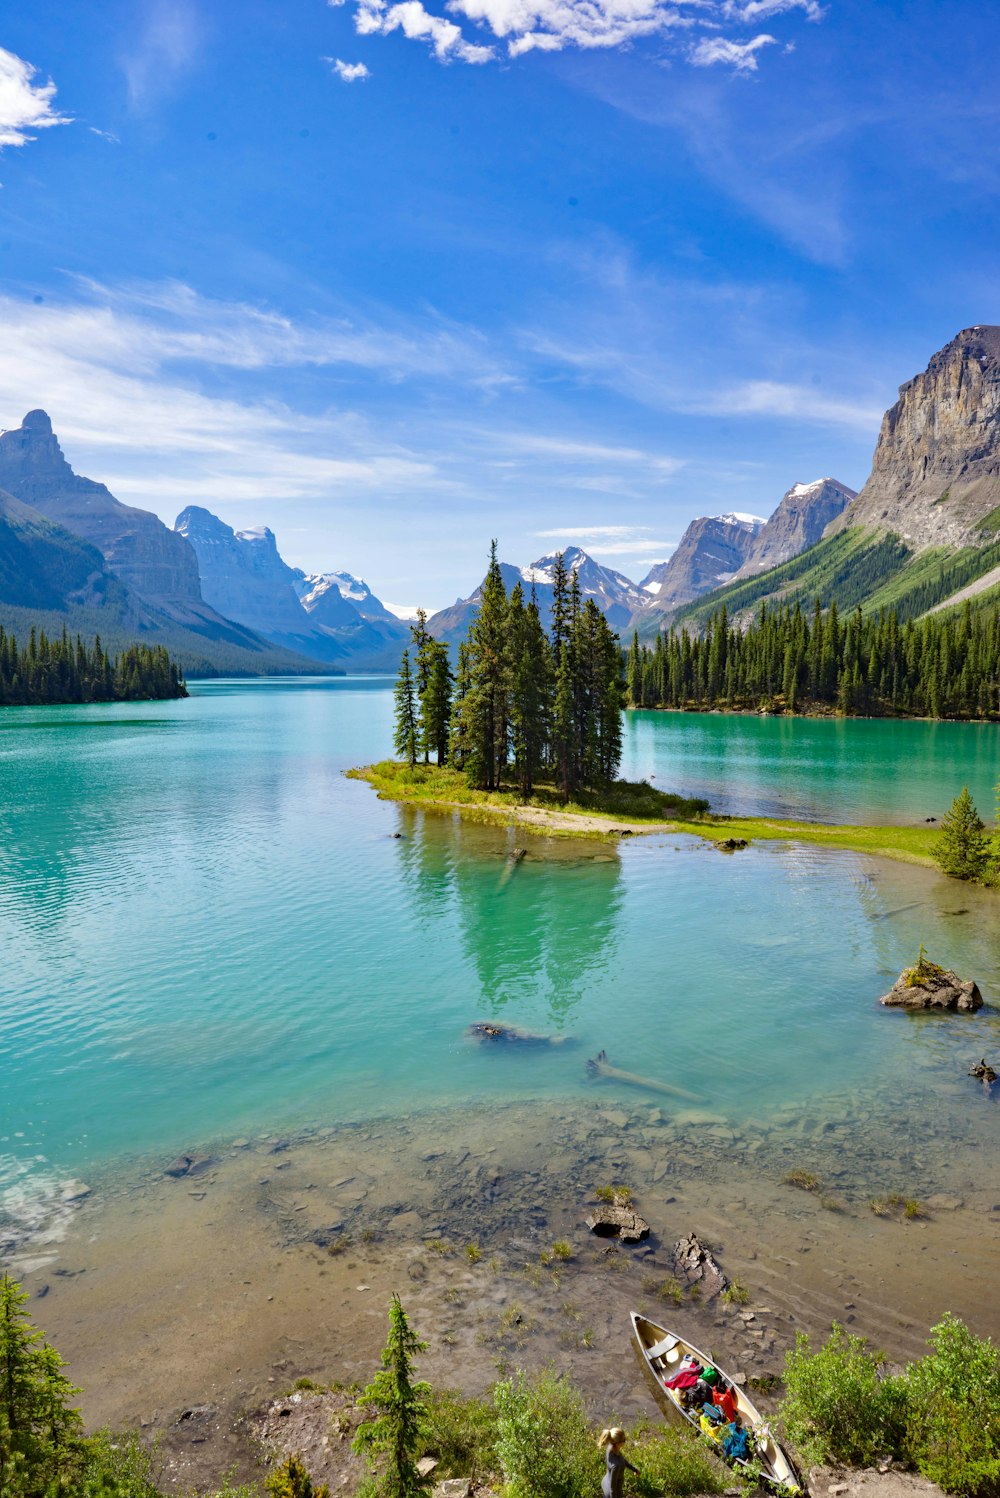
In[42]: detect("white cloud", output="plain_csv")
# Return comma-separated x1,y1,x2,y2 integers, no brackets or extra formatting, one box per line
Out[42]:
88,126,121,144
722,0,823,20
0,47,70,149
689,379,881,432
690,31,776,69
327,56,371,79
333,0,822,68
355,0,495,61
534,524,678,555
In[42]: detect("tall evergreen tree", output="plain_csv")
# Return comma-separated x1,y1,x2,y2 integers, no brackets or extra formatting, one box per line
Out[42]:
0,1275,83,1496
421,641,453,765
409,609,435,764
393,650,419,767
464,541,510,790
509,585,551,798
353,1296,431,1498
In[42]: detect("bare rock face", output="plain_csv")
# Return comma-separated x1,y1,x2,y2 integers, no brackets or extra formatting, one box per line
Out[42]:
668,1232,729,1296
0,411,203,605
826,326,1000,548
733,479,856,578
176,506,310,636
880,964,983,1011
641,512,765,616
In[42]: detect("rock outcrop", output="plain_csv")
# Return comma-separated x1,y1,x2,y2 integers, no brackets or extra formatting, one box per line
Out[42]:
0,411,203,605
667,1232,729,1295
640,513,765,618
880,959,983,1011
733,479,856,578
827,326,1000,548
0,486,131,612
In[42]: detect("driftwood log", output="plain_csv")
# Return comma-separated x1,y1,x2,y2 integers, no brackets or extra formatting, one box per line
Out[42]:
586,1049,700,1101
467,1023,572,1046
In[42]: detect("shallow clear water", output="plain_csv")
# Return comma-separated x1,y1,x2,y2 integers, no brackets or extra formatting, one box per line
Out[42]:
2,680,999,1215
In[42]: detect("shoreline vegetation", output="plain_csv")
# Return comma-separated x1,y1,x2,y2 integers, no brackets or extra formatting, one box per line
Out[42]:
347,761,940,867
0,626,186,706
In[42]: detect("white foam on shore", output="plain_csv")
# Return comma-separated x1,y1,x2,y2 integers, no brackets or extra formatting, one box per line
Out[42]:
0,1154,90,1274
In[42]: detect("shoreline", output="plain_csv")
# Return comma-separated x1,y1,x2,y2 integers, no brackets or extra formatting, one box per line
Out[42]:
347,762,940,867
14,1093,1000,1491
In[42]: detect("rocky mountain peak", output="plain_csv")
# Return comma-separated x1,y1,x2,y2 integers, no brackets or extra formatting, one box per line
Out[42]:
22,408,54,434
641,511,765,615
733,477,856,579
826,325,1000,548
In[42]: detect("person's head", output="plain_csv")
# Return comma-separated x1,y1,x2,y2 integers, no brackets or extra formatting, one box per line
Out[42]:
598,1427,627,1451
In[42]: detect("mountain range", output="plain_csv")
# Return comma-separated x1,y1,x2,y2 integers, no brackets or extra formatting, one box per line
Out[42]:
2,324,999,676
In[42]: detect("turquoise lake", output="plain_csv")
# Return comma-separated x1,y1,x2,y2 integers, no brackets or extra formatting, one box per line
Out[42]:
2,679,1000,1219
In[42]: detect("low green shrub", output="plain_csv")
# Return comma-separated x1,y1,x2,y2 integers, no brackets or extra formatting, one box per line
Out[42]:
628,1421,726,1497
80,1430,161,1496
906,1314,1000,1496
422,1388,498,1481
780,1323,910,1467
493,1369,600,1498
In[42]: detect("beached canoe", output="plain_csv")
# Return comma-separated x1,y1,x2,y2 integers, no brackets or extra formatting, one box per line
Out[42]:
630,1312,802,1494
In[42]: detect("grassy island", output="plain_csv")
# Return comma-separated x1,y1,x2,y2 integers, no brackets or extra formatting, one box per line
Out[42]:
348,760,939,867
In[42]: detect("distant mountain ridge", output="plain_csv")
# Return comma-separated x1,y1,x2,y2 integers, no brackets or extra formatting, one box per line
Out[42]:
0,413,327,677
175,505,409,670
669,326,1000,633
640,512,765,617
427,545,645,646
732,479,856,579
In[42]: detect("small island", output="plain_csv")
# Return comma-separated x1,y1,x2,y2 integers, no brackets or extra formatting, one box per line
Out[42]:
350,544,945,869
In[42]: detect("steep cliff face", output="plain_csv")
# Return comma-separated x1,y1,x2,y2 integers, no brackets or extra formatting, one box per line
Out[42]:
827,326,1000,547
0,411,203,604
0,487,132,612
733,479,856,578
175,507,309,636
641,512,764,615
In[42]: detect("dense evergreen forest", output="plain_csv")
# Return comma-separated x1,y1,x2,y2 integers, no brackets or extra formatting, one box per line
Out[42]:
395,544,624,796
0,627,187,705
626,599,1000,719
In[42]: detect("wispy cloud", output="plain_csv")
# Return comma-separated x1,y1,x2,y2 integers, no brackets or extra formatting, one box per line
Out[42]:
534,524,678,556
0,47,71,149
688,379,882,432
328,0,823,68
690,32,776,70
326,57,371,80
120,0,204,108
88,126,121,144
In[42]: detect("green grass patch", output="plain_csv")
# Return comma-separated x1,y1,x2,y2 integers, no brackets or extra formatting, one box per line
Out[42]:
347,761,710,823
350,761,940,867
978,505,1000,535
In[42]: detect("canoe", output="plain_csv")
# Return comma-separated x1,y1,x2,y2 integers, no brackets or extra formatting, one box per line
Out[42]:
630,1312,802,1494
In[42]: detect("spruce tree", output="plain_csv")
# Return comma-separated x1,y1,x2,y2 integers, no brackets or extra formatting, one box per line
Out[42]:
393,650,419,767
448,641,473,770
464,541,510,790
510,585,551,799
409,610,435,763
421,642,453,765
0,1275,83,1496
933,786,991,882
353,1295,431,1498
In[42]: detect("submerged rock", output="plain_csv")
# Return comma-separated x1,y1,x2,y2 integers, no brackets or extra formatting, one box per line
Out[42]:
716,838,748,852
668,1231,729,1296
880,957,982,1012
467,1022,571,1046
969,1058,997,1084
585,1202,650,1242
164,1153,214,1179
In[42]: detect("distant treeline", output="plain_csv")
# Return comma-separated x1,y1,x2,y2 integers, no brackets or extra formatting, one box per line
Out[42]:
626,600,1000,719
0,627,187,706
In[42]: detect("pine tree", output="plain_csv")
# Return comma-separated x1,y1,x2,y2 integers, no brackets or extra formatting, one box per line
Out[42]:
409,610,435,764
421,642,453,765
510,587,551,799
353,1296,431,1498
448,642,474,770
0,1274,83,1496
464,541,510,790
933,787,991,882
393,650,419,767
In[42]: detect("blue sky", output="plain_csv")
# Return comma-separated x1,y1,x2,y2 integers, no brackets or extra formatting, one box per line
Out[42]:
1,0,999,612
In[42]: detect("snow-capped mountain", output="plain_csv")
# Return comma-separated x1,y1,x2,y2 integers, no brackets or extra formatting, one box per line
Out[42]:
639,512,766,617
427,546,645,646
731,479,857,579
295,570,399,624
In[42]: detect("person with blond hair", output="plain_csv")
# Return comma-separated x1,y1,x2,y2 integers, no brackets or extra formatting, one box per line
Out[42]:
598,1426,639,1498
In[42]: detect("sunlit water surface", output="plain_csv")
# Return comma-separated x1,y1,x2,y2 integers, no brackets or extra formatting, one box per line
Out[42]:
2,679,1000,1225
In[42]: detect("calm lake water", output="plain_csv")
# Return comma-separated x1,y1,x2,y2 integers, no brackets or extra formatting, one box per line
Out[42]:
2,680,1000,1225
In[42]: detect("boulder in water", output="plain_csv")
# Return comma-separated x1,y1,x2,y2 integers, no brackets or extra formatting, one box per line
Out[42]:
881,953,982,1012
668,1231,729,1296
